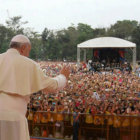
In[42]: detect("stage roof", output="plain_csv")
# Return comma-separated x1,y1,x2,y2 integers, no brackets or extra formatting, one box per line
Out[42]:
77,37,136,49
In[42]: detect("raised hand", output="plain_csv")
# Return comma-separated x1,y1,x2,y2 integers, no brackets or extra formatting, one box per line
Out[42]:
60,65,70,79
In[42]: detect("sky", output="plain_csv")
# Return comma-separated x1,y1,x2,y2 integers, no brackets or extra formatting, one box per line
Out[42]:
0,0,140,32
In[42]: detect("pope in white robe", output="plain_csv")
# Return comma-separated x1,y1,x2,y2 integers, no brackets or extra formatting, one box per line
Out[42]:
0,35,70,140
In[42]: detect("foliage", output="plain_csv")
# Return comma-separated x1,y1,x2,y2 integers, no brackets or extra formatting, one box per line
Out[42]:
0,17,140,61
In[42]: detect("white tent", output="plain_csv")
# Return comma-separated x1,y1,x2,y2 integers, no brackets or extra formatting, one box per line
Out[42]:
77,37,137,71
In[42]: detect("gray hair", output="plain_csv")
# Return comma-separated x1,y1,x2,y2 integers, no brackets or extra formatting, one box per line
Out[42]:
9,41,28,48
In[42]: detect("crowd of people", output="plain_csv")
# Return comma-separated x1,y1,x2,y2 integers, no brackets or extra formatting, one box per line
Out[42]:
28,61,140,116
87,59,132,72
27,61,140,140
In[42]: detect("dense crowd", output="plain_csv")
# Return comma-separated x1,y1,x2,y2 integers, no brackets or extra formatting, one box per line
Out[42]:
28,62,140,116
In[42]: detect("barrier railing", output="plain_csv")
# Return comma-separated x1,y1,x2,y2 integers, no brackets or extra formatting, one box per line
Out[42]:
27,111,140,140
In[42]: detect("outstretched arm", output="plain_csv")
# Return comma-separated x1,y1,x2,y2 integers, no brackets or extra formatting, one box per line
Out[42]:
42,66,70,93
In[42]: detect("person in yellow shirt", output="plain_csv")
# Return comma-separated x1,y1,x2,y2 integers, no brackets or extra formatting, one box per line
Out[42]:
131,116,139,140
121,116,131,140
41,112,48,123
113,109,121,140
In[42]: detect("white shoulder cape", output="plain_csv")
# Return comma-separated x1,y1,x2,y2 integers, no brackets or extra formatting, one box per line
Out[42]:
0,49,66,96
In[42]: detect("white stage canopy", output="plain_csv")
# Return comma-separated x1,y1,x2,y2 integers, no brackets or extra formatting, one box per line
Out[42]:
77,37,137,71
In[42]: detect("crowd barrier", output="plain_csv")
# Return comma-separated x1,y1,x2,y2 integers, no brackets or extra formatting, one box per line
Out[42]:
30,137,63,140
27,111,140,140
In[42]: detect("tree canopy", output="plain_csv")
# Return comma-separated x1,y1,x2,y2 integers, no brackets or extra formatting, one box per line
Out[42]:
0,17,139,61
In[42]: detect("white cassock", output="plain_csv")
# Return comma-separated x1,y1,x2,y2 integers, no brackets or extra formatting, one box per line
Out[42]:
0,48,67,140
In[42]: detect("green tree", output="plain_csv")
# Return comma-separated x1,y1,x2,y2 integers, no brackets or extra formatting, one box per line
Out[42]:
56,25,79,60
107,20,138,39
41,28,51,60
77,23,94,42
29,31,42,60
6,16,28,34
0,24,14,53
132,24,140,60
93,28,106,37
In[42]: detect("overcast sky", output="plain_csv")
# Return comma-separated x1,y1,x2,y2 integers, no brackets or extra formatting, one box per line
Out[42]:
0,0,140,32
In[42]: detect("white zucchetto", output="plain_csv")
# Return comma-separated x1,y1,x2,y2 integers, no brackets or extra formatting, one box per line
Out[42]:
11,34,31,44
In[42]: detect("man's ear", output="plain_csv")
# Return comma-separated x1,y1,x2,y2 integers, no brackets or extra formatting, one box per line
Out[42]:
20,45,26,53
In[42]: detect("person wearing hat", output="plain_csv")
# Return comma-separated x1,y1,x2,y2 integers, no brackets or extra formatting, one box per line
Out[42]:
0,34,70,140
